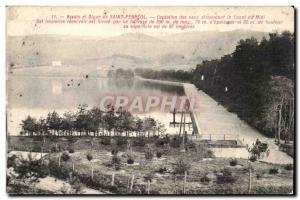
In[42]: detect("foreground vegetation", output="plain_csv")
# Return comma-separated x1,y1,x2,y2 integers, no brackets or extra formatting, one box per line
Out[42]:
7,136,293,195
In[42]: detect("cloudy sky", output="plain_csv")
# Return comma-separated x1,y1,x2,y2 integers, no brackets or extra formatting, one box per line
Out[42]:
7,6,294,37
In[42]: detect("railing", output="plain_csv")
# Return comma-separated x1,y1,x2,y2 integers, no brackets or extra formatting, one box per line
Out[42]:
200,134,239,141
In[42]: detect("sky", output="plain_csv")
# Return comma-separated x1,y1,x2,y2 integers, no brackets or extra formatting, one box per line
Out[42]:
6,6,294,37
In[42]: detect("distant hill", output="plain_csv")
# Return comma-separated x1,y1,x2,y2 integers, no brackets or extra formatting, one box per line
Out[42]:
7,30,268,71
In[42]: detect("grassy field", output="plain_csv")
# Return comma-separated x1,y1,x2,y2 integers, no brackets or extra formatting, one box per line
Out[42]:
7,136,294,195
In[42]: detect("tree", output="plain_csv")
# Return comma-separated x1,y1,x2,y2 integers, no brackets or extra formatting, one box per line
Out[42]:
20,116,38,136
46,111,61,136
156,121,166,136
247,139,269,162
264,76,294,143
60,112,76,136
143,117,156,137
135,118,144,137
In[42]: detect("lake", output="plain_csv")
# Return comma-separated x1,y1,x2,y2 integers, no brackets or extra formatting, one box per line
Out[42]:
7,69,191,136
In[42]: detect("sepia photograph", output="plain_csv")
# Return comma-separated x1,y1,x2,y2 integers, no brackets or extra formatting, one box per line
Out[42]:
5,6,295,195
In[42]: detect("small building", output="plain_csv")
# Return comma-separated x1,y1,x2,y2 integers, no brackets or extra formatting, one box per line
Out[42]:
52,61,62,66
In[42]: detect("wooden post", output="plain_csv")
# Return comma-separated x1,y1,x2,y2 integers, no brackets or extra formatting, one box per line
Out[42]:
183,171,187,194
248,164,252,194
72,161,75,172
129,174,135,193
210,134,211,141
173,108,176,127
41,147,44,164
147,180,150,194
111,172,115,186
179,112,183,136
91,165,94,180
181,114,186,153
127,177,130,190
58,153,61,166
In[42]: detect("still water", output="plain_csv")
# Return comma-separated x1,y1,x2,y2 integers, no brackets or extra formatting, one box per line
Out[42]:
7,74,191,135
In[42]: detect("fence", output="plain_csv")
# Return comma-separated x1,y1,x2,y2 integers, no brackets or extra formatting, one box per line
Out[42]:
200,134,239,141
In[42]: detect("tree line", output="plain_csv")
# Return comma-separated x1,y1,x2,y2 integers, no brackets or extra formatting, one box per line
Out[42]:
136,31,294,143
20,104,166,137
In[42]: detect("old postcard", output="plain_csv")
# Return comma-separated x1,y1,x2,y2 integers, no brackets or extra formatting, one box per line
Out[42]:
6,6,295,195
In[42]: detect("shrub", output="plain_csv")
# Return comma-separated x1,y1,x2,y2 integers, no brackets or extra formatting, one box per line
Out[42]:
229,159,238,166
155,138,168,147
156,151,163,158
7,155,17,168
14,156,49,179
68,148,75,154
86,153,93,161
284,164,293,171
200,175,211,183
170,137,180,148
249,155,257,162
133,138,146,147
48,161,71,180
173,157,191,175
145,145,154,160
157,167,167,174
256,173,262,180
216,168,237,184
101,137,111,145
144,173,154,183
61,152,70,162
112,155,121,170
269,168,279,174
127,155,134,164
111,149,119,155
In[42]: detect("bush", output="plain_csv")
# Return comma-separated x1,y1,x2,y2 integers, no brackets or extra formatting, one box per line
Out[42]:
216,168,237,184
170,137,180,148
157,167,167,174
61,152,70,162
86,153,93,161
68,148,75,154
249,155,257,162
48,161,71,180
156,151,163,158
14,156,49,179
101,137,111,145
111,149,119,155
145,145,154,160
127,155,134,164
133,138,146,147
144,173,154,183
155,138,168,147
256,173,262,180
284,164,293,171
7,155,17,168
173,157,191,175
229,159,238,166
112,155,121,170
269,168,279,174
200,175,211,183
